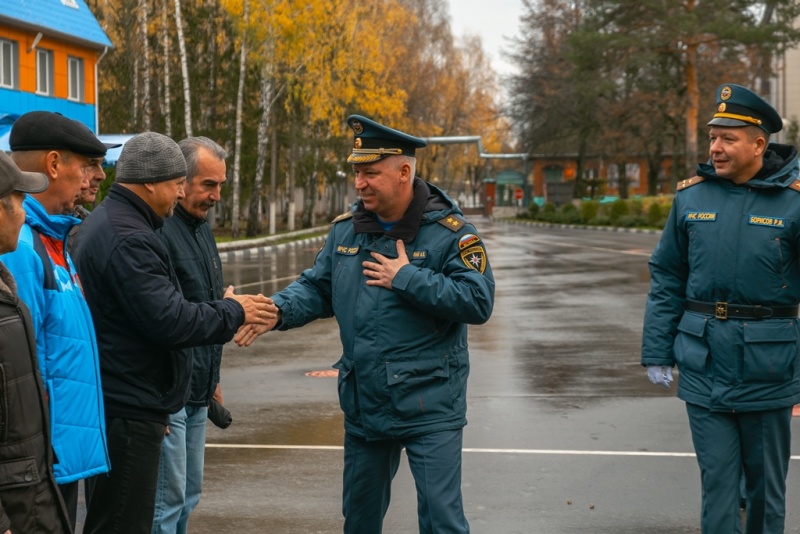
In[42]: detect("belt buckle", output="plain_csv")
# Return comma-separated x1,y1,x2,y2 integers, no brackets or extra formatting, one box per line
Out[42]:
715,301,728,320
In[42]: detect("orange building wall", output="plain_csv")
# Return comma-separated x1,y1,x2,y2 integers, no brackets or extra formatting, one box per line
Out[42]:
529,156,672,198
0,25,98,105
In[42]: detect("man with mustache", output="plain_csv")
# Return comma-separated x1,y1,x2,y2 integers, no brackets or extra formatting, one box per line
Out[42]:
151,137,233,534
72,132,277,534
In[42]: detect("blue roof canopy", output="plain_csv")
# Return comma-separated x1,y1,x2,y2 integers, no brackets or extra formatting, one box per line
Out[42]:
0,0,112,49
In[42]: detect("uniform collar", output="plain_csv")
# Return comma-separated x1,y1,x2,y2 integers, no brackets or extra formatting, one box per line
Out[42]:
352,178,430,242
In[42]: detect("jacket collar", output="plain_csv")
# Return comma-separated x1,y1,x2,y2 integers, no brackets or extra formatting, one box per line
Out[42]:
0,262,17,303
173,203,207,229
352,178,430,242
108,183,165,230
23,195,81,238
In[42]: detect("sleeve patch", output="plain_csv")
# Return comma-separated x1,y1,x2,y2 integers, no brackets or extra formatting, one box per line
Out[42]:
460,245,487,274
458,233,481,250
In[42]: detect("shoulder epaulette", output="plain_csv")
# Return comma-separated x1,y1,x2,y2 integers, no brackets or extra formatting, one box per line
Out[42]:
789,180,800,193
331,211,353,223
676,176,705,191
437,214,466,232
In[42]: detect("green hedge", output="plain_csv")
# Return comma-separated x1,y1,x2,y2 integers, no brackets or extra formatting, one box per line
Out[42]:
519,197,671,229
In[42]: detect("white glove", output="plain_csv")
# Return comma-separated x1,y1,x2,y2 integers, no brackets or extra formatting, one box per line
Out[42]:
646,365,674,389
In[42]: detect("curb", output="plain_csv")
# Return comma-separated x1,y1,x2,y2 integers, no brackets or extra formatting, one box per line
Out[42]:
218,235,327,263
501,218,663,235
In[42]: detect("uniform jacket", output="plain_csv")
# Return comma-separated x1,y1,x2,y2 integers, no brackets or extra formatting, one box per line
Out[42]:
72,184,245,425
642,143,800,412
0,196,107,484
272,179,495,440
0,262,71,533
158,203,224,406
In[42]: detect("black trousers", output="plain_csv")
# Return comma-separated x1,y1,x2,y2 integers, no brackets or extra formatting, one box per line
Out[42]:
83,417,166,534
57,480,78,531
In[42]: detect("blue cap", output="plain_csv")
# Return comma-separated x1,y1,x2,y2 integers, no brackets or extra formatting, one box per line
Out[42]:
346,115,427,164
708,84,782,134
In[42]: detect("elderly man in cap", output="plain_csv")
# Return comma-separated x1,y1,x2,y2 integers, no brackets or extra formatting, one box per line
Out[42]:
72,131,278,534
237,115,495,533
0,151,73,534
0,110,118,529
642,84,800,533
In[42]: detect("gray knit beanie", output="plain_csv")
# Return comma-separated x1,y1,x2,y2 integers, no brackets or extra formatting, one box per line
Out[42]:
116,132,187,183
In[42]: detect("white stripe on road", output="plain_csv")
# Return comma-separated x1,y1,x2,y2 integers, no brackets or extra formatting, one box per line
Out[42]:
204,444,800,461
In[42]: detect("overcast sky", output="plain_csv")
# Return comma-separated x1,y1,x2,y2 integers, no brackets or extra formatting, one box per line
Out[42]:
447,0,523,77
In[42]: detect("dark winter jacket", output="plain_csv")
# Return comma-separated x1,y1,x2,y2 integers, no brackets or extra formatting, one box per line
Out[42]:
0,261,71,533
72,184,245,425
272,179,495,440
159,203,224,406
642,144,800,412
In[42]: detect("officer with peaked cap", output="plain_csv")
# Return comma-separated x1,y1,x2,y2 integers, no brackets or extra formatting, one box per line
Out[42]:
239,115,495,533
642,84,800,533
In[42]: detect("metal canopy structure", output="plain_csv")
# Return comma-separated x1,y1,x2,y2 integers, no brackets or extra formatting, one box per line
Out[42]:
422,136,528,161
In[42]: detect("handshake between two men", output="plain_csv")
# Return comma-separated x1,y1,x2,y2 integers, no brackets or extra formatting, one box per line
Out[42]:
223,285,279,347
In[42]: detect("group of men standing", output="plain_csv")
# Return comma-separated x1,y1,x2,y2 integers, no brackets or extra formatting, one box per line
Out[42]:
6,80,796,534
0,110,497,534
0,112,276,534
0,105,494,534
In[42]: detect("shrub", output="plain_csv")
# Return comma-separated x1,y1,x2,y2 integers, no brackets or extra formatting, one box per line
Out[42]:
580,200,599,223
615,215,648,228
646,202,663,227
609,199,629,223
527,203,540,219
630,199,644,216
588,216,612,226
560,203,582,224
540,202,558,221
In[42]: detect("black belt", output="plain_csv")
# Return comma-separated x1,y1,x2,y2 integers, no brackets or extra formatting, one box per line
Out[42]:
685,300,799,320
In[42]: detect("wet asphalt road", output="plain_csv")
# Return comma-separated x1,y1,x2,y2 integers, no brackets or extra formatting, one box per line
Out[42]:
186,220,800,534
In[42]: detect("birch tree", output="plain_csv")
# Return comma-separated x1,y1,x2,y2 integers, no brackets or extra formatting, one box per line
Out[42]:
137,0,152,131
230,0,249,238
160,0,172,137
174,0,192,137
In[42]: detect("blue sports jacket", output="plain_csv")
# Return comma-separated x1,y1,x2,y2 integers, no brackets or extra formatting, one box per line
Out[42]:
0,196,108,484
642,144,800,412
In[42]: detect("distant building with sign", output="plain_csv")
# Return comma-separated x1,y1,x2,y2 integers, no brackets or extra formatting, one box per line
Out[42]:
0,0,112,147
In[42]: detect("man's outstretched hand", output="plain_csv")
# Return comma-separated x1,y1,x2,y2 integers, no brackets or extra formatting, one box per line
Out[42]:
224,286,278,326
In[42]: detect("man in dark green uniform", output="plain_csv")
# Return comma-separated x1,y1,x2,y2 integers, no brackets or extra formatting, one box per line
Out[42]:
642,84,800,533
238,115,495,533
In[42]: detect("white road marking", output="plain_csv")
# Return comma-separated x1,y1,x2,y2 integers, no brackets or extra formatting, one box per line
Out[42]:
205,444,800,460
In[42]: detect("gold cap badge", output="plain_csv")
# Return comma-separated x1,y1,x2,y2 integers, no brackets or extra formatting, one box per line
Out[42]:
720,86,732,100
354,138,362,149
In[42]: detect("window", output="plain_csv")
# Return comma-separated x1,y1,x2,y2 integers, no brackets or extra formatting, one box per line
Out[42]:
607,163,641,188
36,49,54,95
68,56,84,101
0,39,17,89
